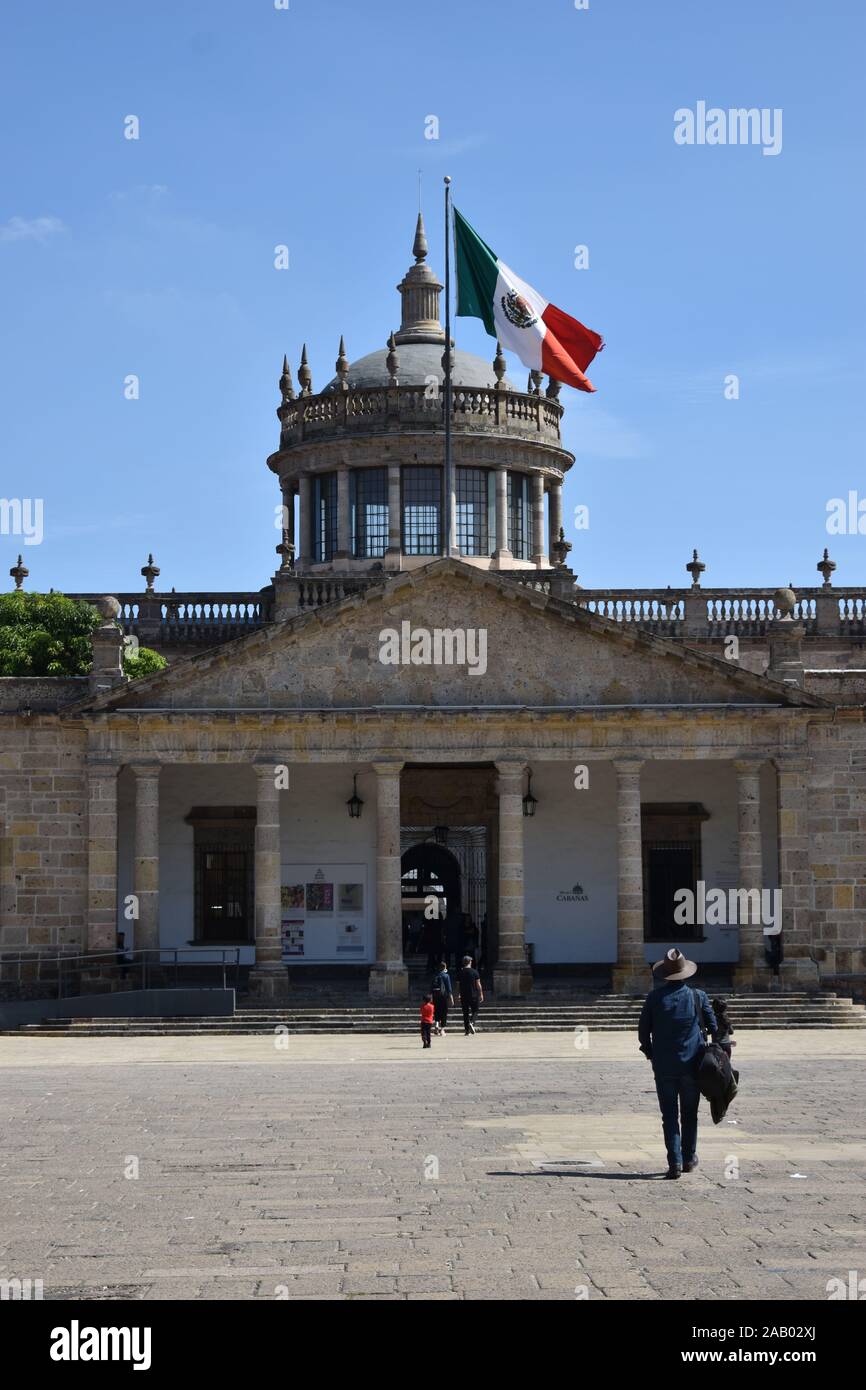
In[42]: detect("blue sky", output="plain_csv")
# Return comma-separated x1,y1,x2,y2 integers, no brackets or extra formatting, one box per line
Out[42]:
1,0,864,594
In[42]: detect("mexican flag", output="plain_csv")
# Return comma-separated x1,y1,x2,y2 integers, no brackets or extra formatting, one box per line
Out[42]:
453,206,604,393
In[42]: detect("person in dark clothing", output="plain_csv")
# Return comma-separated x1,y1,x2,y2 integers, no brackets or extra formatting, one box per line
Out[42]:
423,917,443,971
459,955,483,1035
444,911,462,971
431,961,453,1035
638,948,719,1179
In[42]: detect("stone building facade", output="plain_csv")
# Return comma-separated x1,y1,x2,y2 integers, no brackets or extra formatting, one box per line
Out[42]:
1,217,864,998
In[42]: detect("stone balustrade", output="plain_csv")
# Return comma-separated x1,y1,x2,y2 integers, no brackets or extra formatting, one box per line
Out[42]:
68,592,272,648
574,587,865,638
277,382,564,448
66,579,866,649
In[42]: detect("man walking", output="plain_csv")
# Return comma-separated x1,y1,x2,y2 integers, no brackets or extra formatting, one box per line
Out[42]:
638,948,719,1179
459,955,483,1035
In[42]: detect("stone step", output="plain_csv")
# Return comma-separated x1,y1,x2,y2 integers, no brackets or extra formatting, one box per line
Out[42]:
32,1006,866,1024
7,1019,866,1037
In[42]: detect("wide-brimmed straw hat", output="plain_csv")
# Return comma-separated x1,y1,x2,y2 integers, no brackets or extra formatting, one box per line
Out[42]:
653,947,697,982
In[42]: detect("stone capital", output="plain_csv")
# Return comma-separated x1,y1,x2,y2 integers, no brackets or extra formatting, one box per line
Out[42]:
494,759,526,778
613,758,644,778
129,762,161,781
371,760,404,779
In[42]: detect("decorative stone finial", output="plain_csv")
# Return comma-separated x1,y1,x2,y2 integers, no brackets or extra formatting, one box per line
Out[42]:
529,370,543,396
773,586,797,619
141,553,160,592
395,210,445,346
276,540,295,573
94,595,122,622
817,547,836,587
335,335,349,389
386,331,399,385
279,354,295,403
441,337,455,377
9,554,28,591
412,211,428,263
493,340,506,384
545,377,562,400
686,549,705,588
298,343,312,395
551,527,572,568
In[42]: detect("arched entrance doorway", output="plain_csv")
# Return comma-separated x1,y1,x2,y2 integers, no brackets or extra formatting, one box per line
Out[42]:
400,842,461,964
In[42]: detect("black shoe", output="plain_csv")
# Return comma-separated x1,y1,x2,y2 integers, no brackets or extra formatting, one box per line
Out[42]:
683,1158,699,1173
665,1166,682,1180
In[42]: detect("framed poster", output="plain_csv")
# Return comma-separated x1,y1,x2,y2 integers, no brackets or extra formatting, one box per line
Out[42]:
336,922,364,954
281,884,305,910
305,881,333,913
281,920,305,959
338,883,363,913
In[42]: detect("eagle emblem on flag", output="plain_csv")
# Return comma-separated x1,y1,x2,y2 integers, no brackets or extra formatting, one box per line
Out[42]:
500,289,538,329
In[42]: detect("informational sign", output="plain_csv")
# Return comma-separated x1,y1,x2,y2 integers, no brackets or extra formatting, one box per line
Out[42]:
280,864,370,963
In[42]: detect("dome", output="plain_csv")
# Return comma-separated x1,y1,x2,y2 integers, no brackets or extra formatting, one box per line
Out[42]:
326,342,514,392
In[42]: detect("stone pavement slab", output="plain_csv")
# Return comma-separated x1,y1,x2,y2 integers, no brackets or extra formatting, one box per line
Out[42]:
0,1030,864,1301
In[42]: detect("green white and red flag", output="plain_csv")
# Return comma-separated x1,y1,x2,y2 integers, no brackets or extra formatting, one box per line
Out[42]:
453,206,604,393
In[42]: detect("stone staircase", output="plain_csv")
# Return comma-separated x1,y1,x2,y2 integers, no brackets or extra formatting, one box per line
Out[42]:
7,992,866,1036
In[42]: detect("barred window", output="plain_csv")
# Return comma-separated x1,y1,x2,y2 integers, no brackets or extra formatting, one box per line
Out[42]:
402,466,442,555
456,467,493,556
311,473,337,563
351,468,388,558
508,472,531,560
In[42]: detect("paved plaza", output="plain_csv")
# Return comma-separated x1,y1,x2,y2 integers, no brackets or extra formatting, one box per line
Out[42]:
1,1030,865,1301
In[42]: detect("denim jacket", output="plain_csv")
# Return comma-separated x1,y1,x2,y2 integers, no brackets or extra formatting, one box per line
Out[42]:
638,982,719,1075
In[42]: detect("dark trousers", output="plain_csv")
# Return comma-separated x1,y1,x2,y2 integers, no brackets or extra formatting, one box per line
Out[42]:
433,997,448,1028
461,996,479,1033
421,1022,432,1048
654,1072,700,1169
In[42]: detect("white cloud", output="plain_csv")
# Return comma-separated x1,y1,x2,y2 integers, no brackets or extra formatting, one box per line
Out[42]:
0,216,66,244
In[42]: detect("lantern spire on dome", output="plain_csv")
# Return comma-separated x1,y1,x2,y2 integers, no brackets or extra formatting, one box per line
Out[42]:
394,210,445,346
412,210,429,263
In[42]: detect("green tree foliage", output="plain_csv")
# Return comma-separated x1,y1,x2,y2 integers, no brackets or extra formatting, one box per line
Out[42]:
123,645,167,680
0,591,98,677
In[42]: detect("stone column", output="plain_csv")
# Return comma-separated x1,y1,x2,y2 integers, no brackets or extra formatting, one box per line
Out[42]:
131,765,160,955
298,474,311,566
86,764,119,954
732,760,768,989
369,761,408,996
336,465,351,562
385,463,402,571
248,762,285,997
492,466,512,567
548,480,563,557
530,472,545,567
493,760,532,995
610,759,646,994
775,754,815,988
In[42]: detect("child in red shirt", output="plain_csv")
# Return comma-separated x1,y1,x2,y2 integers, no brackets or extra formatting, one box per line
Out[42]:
420,995,434,1049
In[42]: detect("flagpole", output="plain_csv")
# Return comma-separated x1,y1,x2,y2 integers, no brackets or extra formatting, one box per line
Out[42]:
443,175,454,558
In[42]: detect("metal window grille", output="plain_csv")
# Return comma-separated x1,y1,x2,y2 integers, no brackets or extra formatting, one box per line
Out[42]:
456,467,491,556
402,465,442,555
508,472,531,560
311,473,337,562
351,467,388,558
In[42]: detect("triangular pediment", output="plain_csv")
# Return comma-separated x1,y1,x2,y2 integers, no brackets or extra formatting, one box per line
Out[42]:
77,560,823,714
